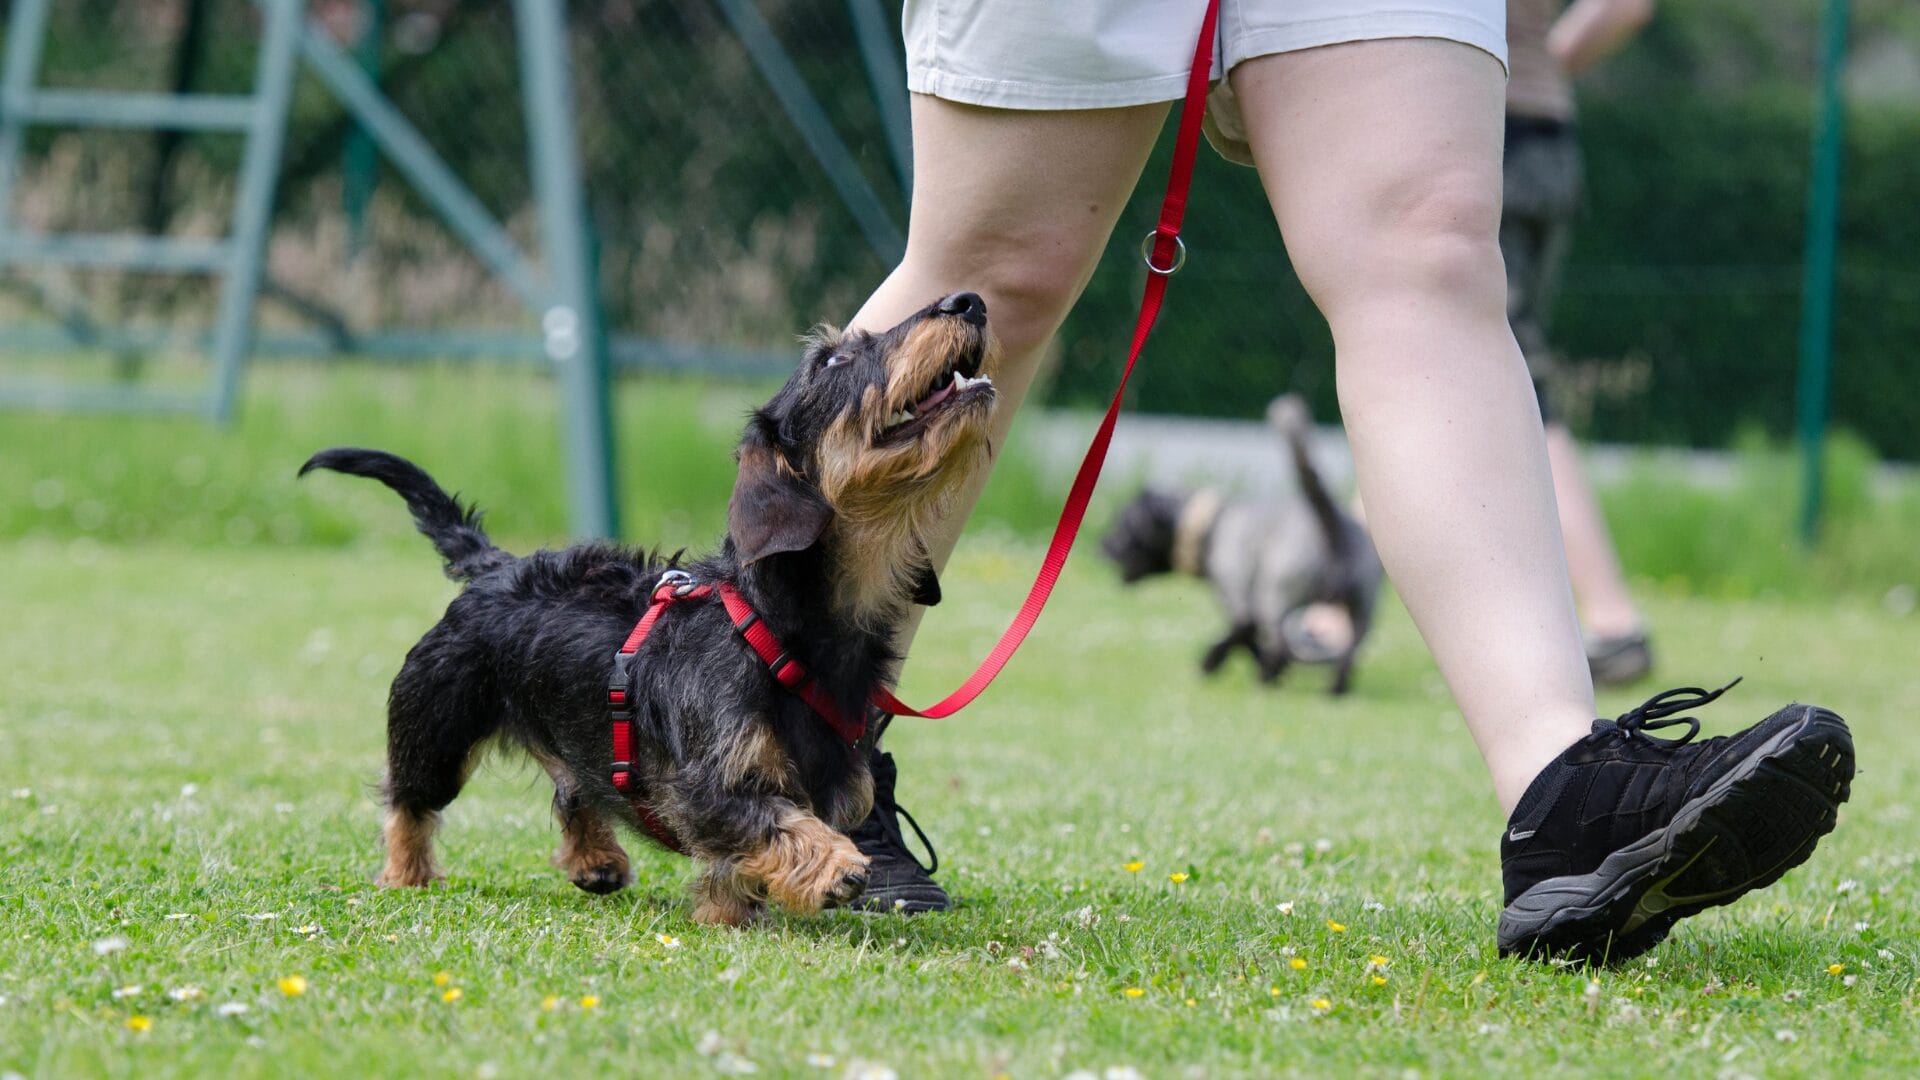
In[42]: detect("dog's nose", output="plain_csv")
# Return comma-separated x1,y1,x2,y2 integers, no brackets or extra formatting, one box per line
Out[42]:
937,291,986,326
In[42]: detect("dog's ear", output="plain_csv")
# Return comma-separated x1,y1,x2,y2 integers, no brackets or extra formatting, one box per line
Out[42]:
909,559,941,607
728,426,831,565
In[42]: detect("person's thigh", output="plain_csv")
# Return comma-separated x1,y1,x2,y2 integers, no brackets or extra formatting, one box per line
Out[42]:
852,94,1167,581
852,93,1166,370
1227,38,1508,323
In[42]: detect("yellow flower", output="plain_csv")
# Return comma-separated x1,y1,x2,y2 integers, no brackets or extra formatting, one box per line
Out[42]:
542,994,562,1012
1185,998,1197,1008
1371,975,1388,987
442,987,463,1003
1168,872,1189,884
1123,987,1145,999
579,995,601,1009
277,975,308,997
1368,954,1389,968
1311,998,1332,1012
1268,986,1281,997
1289,957,1307,971
1325,919,1347,933
126,1015,153,1033
432,971,451,987
1827,963,1846,976
1123,860,1145,874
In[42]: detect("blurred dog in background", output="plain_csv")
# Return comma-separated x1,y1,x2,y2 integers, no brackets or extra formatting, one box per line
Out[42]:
1100,395,1381,695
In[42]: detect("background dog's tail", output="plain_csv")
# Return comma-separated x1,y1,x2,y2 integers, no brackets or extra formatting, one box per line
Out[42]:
299,447,509,581
1266,395,1350,556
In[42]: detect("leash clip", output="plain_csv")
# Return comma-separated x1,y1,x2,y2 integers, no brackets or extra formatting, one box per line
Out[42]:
1140,229,1187,275
655,568,698,598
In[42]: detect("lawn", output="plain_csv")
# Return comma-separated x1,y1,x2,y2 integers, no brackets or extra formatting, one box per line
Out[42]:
3,525,1916,1078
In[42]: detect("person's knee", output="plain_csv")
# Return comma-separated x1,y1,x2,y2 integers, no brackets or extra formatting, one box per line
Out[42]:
1299,166,1506,319
901,222,1098,351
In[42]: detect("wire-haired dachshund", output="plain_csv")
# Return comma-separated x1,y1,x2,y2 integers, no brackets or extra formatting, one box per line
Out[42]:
301,292,998,926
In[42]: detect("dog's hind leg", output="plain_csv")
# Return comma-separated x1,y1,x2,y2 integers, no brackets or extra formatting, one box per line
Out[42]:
377,628,500,887
1201,622,1256,675
1254,634,1293,685
538,755,632,895
1328,593,1374,697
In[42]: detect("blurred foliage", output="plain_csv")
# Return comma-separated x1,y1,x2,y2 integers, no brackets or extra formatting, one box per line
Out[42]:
1053,5,1920,461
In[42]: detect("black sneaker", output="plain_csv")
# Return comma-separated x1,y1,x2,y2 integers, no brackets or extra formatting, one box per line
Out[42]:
1587,631,1654,687
1498,681,1853,964
846,721,949,914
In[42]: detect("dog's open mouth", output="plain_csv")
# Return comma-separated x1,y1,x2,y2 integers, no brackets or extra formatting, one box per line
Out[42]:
877,344,993,444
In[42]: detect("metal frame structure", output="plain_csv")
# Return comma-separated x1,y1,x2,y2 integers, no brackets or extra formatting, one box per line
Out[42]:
0,0,619,536
0,1,914,538
0,0,300,418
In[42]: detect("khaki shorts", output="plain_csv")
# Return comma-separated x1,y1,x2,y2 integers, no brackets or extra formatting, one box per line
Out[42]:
903,0,1508,164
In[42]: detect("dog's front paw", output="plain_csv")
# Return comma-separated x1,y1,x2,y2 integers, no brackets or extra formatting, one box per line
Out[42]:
569,860,633,895
824,861,870,909
743,813,871,915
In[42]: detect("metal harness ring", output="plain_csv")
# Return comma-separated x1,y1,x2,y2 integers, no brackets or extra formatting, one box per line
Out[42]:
1140,231,1187,275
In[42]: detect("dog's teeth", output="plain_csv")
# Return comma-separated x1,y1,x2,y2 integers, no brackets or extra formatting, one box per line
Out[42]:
953,373,972,390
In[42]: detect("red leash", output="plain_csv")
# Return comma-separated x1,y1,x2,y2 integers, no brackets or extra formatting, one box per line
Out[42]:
870,0,1219,720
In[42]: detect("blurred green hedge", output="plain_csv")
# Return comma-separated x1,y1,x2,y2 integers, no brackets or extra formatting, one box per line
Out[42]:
1049,94,1920,461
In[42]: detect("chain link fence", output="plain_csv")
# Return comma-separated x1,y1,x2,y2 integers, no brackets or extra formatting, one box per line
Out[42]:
2,0,1917,457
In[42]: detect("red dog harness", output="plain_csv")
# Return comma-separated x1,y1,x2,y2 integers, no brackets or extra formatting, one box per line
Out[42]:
608,0,1222,849
606,570,868,852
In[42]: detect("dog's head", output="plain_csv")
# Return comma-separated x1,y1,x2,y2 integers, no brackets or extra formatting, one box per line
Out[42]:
726,293,999,614
1100,489,1187,584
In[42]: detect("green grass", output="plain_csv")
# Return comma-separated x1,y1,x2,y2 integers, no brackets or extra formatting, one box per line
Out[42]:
3,533,1917,1077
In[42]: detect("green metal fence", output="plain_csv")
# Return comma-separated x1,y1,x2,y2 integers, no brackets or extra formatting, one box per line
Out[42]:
0,0,1910,538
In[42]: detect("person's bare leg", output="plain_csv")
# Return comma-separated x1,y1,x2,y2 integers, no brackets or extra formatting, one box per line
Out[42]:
1545,422,1643,640
1233,40,1594,812
851,95,1169,645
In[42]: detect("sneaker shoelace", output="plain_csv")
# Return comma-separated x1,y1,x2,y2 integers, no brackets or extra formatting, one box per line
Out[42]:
1610,678,1742,745
861,713,939,876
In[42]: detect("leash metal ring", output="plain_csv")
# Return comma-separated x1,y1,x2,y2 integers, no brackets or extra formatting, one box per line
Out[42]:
1140,231,1187,275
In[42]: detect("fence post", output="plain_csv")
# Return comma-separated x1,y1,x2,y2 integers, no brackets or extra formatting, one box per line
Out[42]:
1796,0,1849,545
516,0,619,539
343,0,383,255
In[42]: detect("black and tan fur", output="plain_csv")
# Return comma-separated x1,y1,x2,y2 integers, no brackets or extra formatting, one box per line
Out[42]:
302,292,998,926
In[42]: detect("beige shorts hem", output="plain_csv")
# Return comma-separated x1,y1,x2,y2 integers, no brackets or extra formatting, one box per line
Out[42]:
1223,12,1507,74
906,68,1194,112
905,11,1508,114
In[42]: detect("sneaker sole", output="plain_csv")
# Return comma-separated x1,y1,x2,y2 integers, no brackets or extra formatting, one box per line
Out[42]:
1497,704,1854,965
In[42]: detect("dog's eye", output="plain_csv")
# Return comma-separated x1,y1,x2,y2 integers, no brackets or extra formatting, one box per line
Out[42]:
821,353,852,369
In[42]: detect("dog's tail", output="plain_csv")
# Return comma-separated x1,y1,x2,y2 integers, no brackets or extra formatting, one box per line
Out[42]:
299,447,509,581
1266,395,1350,556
